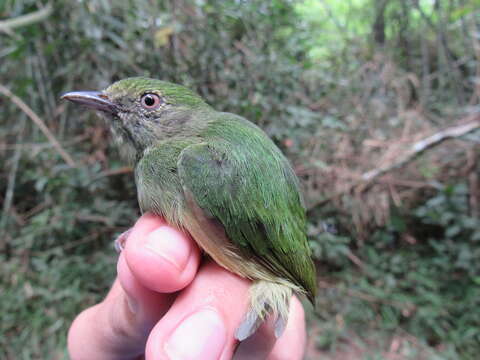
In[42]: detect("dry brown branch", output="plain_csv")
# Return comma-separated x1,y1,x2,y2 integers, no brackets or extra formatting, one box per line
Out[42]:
467,147,479,217
1,117,26,244
22,201,51,220
75,214,112,225
97,166,133,178
307,116,480,211
0,3,52,32
0,84,76,167
0,195,26,226
377,176,439,189
0,134,90,152
345,250,366,270
360,117,480,183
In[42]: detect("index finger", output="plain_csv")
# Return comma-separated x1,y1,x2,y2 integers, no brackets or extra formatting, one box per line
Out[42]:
68,214,201,360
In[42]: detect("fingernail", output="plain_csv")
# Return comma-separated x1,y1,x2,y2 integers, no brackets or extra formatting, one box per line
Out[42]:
144,226,190,271
164,309,226,360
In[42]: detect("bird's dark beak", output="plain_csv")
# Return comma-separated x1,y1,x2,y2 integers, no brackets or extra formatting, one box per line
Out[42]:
61,91,118,114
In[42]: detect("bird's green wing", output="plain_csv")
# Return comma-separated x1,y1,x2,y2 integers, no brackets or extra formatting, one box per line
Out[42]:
177,120,316,301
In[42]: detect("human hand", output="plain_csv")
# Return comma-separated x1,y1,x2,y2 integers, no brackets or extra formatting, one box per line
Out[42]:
68,213,307,360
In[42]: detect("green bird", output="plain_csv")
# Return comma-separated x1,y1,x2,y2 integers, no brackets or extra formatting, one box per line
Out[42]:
62,77,316,339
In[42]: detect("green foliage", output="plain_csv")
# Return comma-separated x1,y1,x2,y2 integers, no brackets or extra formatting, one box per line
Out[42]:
1,0,480,359
308,184,480,358
1,251,116,359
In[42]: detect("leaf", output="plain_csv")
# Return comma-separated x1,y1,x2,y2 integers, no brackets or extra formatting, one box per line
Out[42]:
154,26,174,47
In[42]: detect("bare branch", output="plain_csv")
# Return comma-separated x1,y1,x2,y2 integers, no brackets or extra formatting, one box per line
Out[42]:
1,118,26,242
307,115,480,211
0,84,76,167
0,3,53,33
361,117,480,183
97,166,133,178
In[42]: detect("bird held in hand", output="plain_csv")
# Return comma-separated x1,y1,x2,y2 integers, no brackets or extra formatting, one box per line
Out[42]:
62,77,317,340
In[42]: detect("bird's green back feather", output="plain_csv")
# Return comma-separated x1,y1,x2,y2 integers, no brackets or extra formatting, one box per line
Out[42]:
177,113,317,301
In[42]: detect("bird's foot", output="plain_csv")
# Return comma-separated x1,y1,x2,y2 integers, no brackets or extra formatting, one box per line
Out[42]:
235,307,265,341
114,228,132,253
235,281,292,341
235,304,288,342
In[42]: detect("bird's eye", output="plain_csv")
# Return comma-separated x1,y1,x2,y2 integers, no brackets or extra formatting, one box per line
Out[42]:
140,93,162,110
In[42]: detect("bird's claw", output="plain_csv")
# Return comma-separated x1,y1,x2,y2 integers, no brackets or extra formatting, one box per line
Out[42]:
114,228,132,253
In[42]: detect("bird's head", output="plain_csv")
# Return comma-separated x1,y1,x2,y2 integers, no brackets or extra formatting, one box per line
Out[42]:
62,77,210,160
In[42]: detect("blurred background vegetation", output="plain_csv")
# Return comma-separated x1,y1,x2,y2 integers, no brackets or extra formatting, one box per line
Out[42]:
1,0,479,359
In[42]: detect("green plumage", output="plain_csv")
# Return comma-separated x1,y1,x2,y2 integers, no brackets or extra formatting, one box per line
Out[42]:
62,77,317,339
180,116,316,300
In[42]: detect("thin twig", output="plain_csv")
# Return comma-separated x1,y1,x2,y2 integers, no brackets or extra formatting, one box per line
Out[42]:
31,227,123,254
0,84,76,166
1,117,26,244
0,179,27,226
360,117,480,183
97,166,133,178
0,3,53,32
0,134,90,151
345,250,366,271
308,116,480,211
467,147,479,217
75,214,112,225
22,201,50,220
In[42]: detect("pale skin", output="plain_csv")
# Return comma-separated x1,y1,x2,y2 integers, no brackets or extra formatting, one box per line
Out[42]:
68,213,307,360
